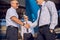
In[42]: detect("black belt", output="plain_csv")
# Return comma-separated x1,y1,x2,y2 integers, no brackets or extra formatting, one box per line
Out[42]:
8,25,18,29
39,24,50,28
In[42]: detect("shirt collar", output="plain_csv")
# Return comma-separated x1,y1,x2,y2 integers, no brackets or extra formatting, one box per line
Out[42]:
41,1,45,6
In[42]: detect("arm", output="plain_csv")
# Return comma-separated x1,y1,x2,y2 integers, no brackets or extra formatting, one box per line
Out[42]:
47,1,58,29
24,19,38,29
8,9,24,26
31,19,38,27
10,16,23,26
27,21,35,28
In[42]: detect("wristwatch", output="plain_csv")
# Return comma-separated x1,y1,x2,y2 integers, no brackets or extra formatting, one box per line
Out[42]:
23,23,25,26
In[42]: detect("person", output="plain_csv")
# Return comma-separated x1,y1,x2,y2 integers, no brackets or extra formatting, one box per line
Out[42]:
29,0,58,40
6,0,29,40
21,15,34,40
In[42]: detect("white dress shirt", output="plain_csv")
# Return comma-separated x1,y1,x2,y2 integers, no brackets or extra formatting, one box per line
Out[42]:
31,1,58,29
21,21,34,37
6,7,19,27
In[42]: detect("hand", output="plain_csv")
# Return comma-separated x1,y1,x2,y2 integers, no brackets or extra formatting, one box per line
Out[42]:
24,24,30,29
50,29,54,33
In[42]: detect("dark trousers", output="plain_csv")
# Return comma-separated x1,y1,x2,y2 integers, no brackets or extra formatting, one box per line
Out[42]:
6,26,18,40
37,25,56,40
23,33,34,40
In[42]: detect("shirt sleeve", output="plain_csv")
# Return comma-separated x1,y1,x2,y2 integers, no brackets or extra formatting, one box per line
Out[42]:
27,21,36,28
47,1,58,29
8,9,17,19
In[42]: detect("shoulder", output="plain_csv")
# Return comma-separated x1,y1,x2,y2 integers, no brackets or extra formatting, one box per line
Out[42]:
46,1,55,5
47,1,53,3
7,8,16,14
6,8,11,13
7,8,15,12
7,8,10,12
45,1,55,8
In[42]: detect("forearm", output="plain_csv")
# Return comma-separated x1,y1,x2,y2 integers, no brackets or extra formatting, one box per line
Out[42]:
31,20,37,27
50,10,58,29
10,16,23,26
50,15,58,29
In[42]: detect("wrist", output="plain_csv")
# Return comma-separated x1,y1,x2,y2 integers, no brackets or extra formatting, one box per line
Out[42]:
50,29,54,33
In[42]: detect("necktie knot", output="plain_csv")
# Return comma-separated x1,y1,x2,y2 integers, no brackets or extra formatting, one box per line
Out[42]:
40,5,42,7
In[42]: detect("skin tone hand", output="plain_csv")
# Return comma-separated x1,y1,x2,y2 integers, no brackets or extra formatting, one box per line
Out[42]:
50,29,54,33
24,23,30,29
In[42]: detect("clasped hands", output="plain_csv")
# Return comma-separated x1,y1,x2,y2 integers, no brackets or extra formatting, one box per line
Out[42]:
24,23,30,29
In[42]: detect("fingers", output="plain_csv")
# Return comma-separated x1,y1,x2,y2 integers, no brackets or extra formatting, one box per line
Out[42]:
24,24,30,29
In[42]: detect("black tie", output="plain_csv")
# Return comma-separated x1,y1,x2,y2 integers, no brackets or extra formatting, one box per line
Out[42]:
27,28,28,32
26,22,28,32
37,5,42,26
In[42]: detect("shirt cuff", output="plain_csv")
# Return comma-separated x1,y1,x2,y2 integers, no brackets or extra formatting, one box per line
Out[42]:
49,24,55,29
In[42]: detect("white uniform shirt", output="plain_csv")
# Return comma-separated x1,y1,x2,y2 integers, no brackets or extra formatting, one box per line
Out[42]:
6,7,19,27
31,1,58,29
21,21,34,37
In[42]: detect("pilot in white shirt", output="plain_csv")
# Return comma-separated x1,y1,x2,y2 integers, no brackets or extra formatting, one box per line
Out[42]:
30,0,58,40
31,1,58,30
